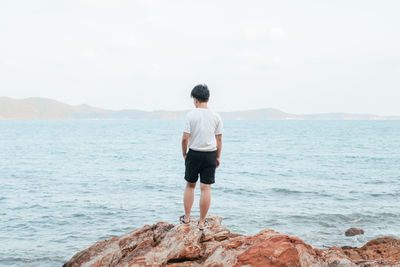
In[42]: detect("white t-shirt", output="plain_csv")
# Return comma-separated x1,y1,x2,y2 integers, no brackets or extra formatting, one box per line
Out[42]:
183,108,224,152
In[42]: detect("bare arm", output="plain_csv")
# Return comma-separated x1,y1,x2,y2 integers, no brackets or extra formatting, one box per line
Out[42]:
216,134,222,168
182,132,190,159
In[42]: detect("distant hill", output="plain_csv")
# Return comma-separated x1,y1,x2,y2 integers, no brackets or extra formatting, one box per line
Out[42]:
0,96,399,120
219,109,299,120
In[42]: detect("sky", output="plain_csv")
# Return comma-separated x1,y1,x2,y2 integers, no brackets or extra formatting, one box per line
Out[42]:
0,0,399,115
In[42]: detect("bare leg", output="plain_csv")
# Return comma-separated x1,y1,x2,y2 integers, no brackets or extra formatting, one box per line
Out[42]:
199,183,211,227
183,182,196,223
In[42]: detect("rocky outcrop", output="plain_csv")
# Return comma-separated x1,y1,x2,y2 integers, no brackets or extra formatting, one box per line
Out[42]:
342,237,400,266
64,216,400,267
345,228,365,237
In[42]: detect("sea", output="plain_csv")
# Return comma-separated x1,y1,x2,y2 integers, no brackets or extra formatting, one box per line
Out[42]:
0,120,399,266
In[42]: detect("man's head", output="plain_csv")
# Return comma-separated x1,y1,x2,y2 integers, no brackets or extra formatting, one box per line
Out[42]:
191,84,210,104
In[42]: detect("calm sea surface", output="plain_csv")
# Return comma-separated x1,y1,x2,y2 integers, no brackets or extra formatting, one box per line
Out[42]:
0,120,399,266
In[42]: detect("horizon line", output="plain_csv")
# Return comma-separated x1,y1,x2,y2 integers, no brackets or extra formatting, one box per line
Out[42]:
1,96,400,117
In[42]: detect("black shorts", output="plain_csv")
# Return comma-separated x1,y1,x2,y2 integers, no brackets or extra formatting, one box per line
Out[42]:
184,149,217,184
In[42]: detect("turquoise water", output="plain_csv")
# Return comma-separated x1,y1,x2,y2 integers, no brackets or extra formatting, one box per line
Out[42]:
0,120,399,266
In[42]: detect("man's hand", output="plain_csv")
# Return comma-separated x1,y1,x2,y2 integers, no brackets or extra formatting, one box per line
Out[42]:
182,132,190,161
215,134,222,168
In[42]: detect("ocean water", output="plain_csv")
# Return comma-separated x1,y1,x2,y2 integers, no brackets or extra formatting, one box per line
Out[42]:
0,120,399,266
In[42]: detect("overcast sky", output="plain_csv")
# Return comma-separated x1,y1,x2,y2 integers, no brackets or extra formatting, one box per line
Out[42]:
0,0,399,115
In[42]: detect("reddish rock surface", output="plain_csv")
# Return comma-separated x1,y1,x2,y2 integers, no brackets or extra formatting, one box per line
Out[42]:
64,216,400,267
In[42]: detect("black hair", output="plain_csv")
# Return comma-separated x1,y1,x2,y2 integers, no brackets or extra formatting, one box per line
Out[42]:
190,84,210,102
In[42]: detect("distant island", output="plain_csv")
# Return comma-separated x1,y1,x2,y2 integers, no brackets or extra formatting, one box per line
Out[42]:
1,96,399,120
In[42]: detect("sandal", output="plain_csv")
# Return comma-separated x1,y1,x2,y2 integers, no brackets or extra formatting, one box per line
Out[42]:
179,215,189,224
197,219,210,230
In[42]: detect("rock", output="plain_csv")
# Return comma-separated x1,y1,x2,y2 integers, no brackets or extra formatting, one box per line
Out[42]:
64,216,400,267
345,228,365,237
342,237,400,266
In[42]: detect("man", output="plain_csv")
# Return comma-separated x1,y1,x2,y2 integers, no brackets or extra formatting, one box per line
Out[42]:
180,84,223,230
